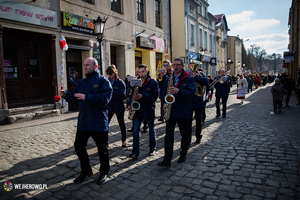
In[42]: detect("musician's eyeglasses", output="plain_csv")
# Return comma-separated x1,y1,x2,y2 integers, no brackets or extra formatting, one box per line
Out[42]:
163,64,169,67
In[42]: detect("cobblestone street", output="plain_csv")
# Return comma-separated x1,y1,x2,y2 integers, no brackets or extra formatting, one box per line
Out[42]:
0,84,299,200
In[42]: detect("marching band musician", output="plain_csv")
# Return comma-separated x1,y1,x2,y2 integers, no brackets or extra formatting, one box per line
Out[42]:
127,64,159,159
187,66,209,144
106,65,127,148
158,58,195,167
157,60,172,121
214,69,230,118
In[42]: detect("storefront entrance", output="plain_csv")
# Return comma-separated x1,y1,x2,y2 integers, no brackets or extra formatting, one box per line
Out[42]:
3,28,56,108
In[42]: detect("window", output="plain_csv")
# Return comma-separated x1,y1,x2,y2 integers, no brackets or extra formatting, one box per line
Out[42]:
191,24,195,45
155,0,161,28
190,5,194,14
204,31,207,49
82,0,93,4
137,0,144,22
204,6,207,18
199,3,202,15
210,34,213,51
199,29,203,47
111,0,121,13
199,28,203,47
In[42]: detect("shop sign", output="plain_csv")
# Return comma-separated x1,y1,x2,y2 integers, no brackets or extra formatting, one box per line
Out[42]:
188,52,198,60
61,12,96,35
202,55,210,62
210,57,217,65
0,0,57,28
135,51,142,57
137,36,156,49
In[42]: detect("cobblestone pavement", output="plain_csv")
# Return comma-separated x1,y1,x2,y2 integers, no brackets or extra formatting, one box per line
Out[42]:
0,84,299,200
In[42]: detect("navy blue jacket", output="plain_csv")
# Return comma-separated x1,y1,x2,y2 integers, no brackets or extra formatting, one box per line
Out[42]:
191,73,209,109
169,70,196,119
108,76,126,112
128,76,158,119
214,76,230,97
158,73,169,100
64,70,112,132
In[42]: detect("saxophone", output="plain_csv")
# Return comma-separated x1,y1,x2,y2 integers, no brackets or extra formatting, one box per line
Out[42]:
163,70,175,121
128,85,141,120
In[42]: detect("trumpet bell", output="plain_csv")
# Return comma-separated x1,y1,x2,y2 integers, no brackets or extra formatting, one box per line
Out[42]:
165,94,175,104
131,101,140,110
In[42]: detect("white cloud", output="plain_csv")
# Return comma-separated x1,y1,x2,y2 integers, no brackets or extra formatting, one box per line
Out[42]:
227,11,253,23
234,19,280,31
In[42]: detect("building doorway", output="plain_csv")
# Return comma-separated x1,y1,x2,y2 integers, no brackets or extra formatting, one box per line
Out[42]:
3,28,55,108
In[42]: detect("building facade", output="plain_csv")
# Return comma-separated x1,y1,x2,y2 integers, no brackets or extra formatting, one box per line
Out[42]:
287,0,300,81
0,0,171,116
215,14,230,74
228,35,242,76
172,0,216,77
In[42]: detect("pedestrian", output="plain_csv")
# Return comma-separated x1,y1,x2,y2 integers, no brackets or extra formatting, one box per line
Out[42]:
157,60,172,121
187,68,209,144
106,65,127,147
158,58,195,167
127,64,159,158
237,74,248,104
214,69,230,118
271,78,285,114
283,75,295,107
246,74,254,93
60,57,112,185
254,73,260,89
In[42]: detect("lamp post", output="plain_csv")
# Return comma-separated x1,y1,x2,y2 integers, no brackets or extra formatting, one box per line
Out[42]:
93,16,107,71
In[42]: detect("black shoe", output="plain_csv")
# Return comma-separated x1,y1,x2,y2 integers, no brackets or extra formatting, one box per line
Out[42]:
148,151,154,156
143,126,148,132
222,116,226,118
158,160,171,167
96,174,107,185
285,105,289,107
158,117,163,121
215,115,220,118
178,156,186,163
127,128,133,132
127,153,139,159
74,172,92,183
195,139,200,144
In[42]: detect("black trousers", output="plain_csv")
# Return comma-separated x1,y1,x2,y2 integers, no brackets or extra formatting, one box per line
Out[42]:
160,98,164,118
191,108,203,140
108,111,126,142
164,118,192,162
74,130,110,175
285,90,292,106
215,96,228,117
273,100,282,111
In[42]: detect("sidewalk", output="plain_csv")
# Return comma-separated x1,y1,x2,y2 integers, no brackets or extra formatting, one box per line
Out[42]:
0,84,299,200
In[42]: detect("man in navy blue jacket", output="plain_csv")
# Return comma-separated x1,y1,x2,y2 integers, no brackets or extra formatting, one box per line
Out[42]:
157,60,172,121
106,65,127,147
158,58,196,166
60,57,112,185
214,69,230,118
187,67,209,144
127,64,159,158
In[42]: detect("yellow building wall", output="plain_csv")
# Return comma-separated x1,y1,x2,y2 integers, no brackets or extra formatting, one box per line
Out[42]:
171,0,186,62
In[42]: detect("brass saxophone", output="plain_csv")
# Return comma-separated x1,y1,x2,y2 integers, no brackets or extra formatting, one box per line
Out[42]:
164,70,175,121
195,72,205,97
128,85,141,120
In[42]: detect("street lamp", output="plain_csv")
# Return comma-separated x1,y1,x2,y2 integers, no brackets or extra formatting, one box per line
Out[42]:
94,15,107,71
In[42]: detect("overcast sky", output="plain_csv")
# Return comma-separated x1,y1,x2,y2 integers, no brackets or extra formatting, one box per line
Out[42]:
208,0,292,56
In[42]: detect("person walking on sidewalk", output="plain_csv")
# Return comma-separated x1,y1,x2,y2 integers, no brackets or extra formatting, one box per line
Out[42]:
271,78,285,114
254,73,261,89
158,58,195,167
127,64,159,159
237,74,248,104
283,75,295,107
106,65,127,147
214,69,230,118
246,74,254,93
60,57,113,185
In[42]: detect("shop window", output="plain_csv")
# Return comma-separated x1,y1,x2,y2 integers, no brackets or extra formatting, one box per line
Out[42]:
155,0,161,28
111,0,122,13
156,52,162,78
137,0,144,22
27,41,41,78
3,38,18,79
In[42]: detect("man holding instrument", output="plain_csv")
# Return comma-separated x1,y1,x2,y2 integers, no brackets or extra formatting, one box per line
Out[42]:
213,69,230,118
158,58,195,166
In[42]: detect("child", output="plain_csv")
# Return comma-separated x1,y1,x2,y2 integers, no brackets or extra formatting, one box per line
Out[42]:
271,78,285,113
